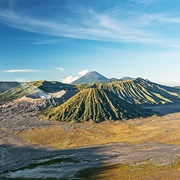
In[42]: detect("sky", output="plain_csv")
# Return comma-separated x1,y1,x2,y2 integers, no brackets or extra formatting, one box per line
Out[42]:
0,0,180,86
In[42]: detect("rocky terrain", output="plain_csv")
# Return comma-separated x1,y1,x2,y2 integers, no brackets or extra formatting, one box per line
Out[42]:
0,89,77,114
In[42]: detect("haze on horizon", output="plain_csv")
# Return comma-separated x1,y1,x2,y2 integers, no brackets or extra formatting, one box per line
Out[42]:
0,0,180,86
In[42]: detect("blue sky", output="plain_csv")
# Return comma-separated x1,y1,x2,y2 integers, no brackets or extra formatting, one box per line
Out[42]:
0,0,180,85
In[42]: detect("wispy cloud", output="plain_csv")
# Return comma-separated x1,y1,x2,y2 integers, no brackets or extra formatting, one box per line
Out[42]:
159,16,180,24
0,9,153,44
132,0,156,4
33,39,65,45
0,3,180,47
139,13,180,25
54,67,64,72
61,75,78,84
4,69,39,73
14,78,27,82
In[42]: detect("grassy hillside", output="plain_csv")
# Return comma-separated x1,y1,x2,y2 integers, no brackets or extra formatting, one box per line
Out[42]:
0,82,21,93
77,78,180,105
0,83,37,104
30,80,77,93
77,161,180,180
39,88,151,122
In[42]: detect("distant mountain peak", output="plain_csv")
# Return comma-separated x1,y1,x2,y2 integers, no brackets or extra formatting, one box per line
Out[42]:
71,71,108,84
120,77,133,81
86,71,97,74
82,71,107,78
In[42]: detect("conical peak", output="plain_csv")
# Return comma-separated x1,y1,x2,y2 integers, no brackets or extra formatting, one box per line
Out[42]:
71,71,108,84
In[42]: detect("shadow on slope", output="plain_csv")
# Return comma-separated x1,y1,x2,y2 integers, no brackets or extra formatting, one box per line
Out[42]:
143,103,180,116
0,142,179,179
0,143,101,179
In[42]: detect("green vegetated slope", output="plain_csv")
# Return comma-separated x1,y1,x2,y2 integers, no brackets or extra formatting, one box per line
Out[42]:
0,83,37,103
103,78,180,105
39,88,151,122
30,80,77,93
77,78,180,105
0,82,21,94
0,80,77,104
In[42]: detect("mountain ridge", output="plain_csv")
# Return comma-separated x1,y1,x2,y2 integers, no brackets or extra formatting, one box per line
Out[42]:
76,77,180,105
71,71,134,84
0,81,77,105
39,88,151,122
39,88,152,122
99,78,180,105
0,82,21,94
1,77,180,107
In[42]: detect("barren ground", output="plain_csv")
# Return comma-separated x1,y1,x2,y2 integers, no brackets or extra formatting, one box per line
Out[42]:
0,104,180,179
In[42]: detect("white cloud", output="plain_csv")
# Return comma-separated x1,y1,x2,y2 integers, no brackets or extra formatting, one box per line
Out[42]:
78,69,89,76
14,78,27,82
61,69,89,84
4,69,39,73
54,67,64,72
61,75,78,84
